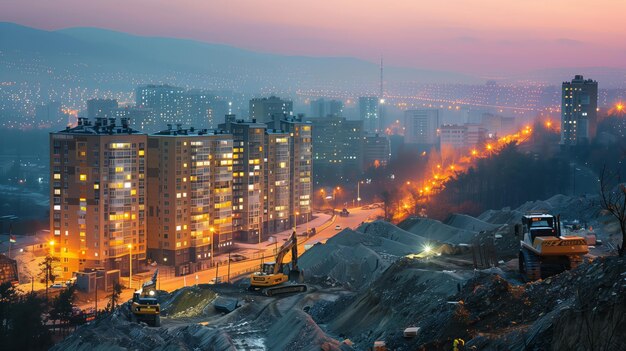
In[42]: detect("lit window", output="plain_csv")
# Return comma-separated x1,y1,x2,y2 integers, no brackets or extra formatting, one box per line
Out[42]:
79,174,87,181
54,189,61,195
138,150,145,156
94,184,99,190
54,173,61,180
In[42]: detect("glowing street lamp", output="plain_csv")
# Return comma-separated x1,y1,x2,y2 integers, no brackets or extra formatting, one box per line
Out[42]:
48,240,55,256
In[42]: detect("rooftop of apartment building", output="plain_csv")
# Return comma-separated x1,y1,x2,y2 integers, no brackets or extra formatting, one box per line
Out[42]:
56,117,144,135
151,124,231,137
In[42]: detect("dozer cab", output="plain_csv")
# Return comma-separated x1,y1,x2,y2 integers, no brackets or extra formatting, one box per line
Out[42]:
249,231,307,296
130,269,161,327
516,213,588,281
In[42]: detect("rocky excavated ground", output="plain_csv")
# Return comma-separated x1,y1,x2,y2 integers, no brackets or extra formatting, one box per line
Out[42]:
52,194,625,351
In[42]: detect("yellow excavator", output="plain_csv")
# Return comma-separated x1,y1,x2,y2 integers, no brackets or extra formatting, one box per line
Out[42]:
130,269,160,327
249,231,307,296
517,213,588,280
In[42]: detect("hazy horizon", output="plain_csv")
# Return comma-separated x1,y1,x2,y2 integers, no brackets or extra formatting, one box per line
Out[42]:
2,0,626,76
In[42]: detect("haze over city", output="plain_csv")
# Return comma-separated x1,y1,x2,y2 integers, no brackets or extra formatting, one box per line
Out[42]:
0,1,626,350
3,0,626,74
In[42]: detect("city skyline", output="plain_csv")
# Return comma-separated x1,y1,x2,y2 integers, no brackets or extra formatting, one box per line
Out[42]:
1,1,626,75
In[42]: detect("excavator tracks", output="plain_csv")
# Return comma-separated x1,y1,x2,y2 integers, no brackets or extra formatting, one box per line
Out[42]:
262,284,307,297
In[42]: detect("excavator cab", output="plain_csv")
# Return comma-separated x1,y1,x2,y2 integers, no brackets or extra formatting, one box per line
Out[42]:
261,262,276,275
522,215,556,242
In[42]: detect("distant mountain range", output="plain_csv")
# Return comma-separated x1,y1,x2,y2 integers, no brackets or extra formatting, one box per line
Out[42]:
0,22,624,96
0,22,480,94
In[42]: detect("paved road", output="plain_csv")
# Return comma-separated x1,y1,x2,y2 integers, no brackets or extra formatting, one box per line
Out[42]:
77,206,382,310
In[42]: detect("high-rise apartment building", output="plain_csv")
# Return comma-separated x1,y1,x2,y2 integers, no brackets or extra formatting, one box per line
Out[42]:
183,90,215,129
359,97,379,133
310,98,343,118
362,134,391,169
439,124,468,149
135,85,220,130
136,85,186,126
87,99,118,119
219,116,266,243
147,126,233,274
49,117,147,279
404,109,439,146
264,130,291,234
279,116,313,226
307,116,363,182
465,124,487,147
561,75,598,146
250,96,293,128
112,107,154,131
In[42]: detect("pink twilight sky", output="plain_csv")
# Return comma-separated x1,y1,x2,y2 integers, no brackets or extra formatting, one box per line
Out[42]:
2,0,625,75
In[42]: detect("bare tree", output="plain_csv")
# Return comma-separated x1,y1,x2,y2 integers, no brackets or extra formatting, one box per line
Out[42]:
380,189,394,221
39,254,59,301
599,165,626,256
106,283,123,313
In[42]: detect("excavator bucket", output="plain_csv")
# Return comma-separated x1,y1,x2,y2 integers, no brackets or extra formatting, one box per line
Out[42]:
288,269,304,283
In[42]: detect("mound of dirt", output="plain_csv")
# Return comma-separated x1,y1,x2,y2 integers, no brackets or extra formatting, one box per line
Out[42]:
311,258,470,350
51,309,235,351
379,256,626,351
160,286,217,318
266,309,349,351
399,217,477,244
357,220,430,247
300,225,429,290
477,208,523,225
444,213,499,232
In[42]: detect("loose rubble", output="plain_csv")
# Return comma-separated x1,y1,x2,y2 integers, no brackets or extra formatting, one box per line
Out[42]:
52,194,625,351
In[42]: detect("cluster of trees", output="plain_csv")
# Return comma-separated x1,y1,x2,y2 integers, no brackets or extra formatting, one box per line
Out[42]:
430,143,571,219
0,283,52,350
0,255,126,350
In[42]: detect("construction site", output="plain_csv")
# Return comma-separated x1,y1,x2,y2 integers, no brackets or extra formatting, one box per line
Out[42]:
50,193,626,351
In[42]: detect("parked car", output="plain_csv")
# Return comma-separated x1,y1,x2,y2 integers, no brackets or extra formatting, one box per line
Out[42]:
335,225,341,230
230,254,247,262
50,283,65,289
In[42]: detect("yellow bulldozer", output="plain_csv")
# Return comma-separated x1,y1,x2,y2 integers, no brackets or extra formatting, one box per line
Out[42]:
130,269,160,327
249,231,307,296
517,213,588,280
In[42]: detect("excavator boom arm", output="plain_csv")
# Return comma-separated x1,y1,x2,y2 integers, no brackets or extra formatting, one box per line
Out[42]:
272,232,298,275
